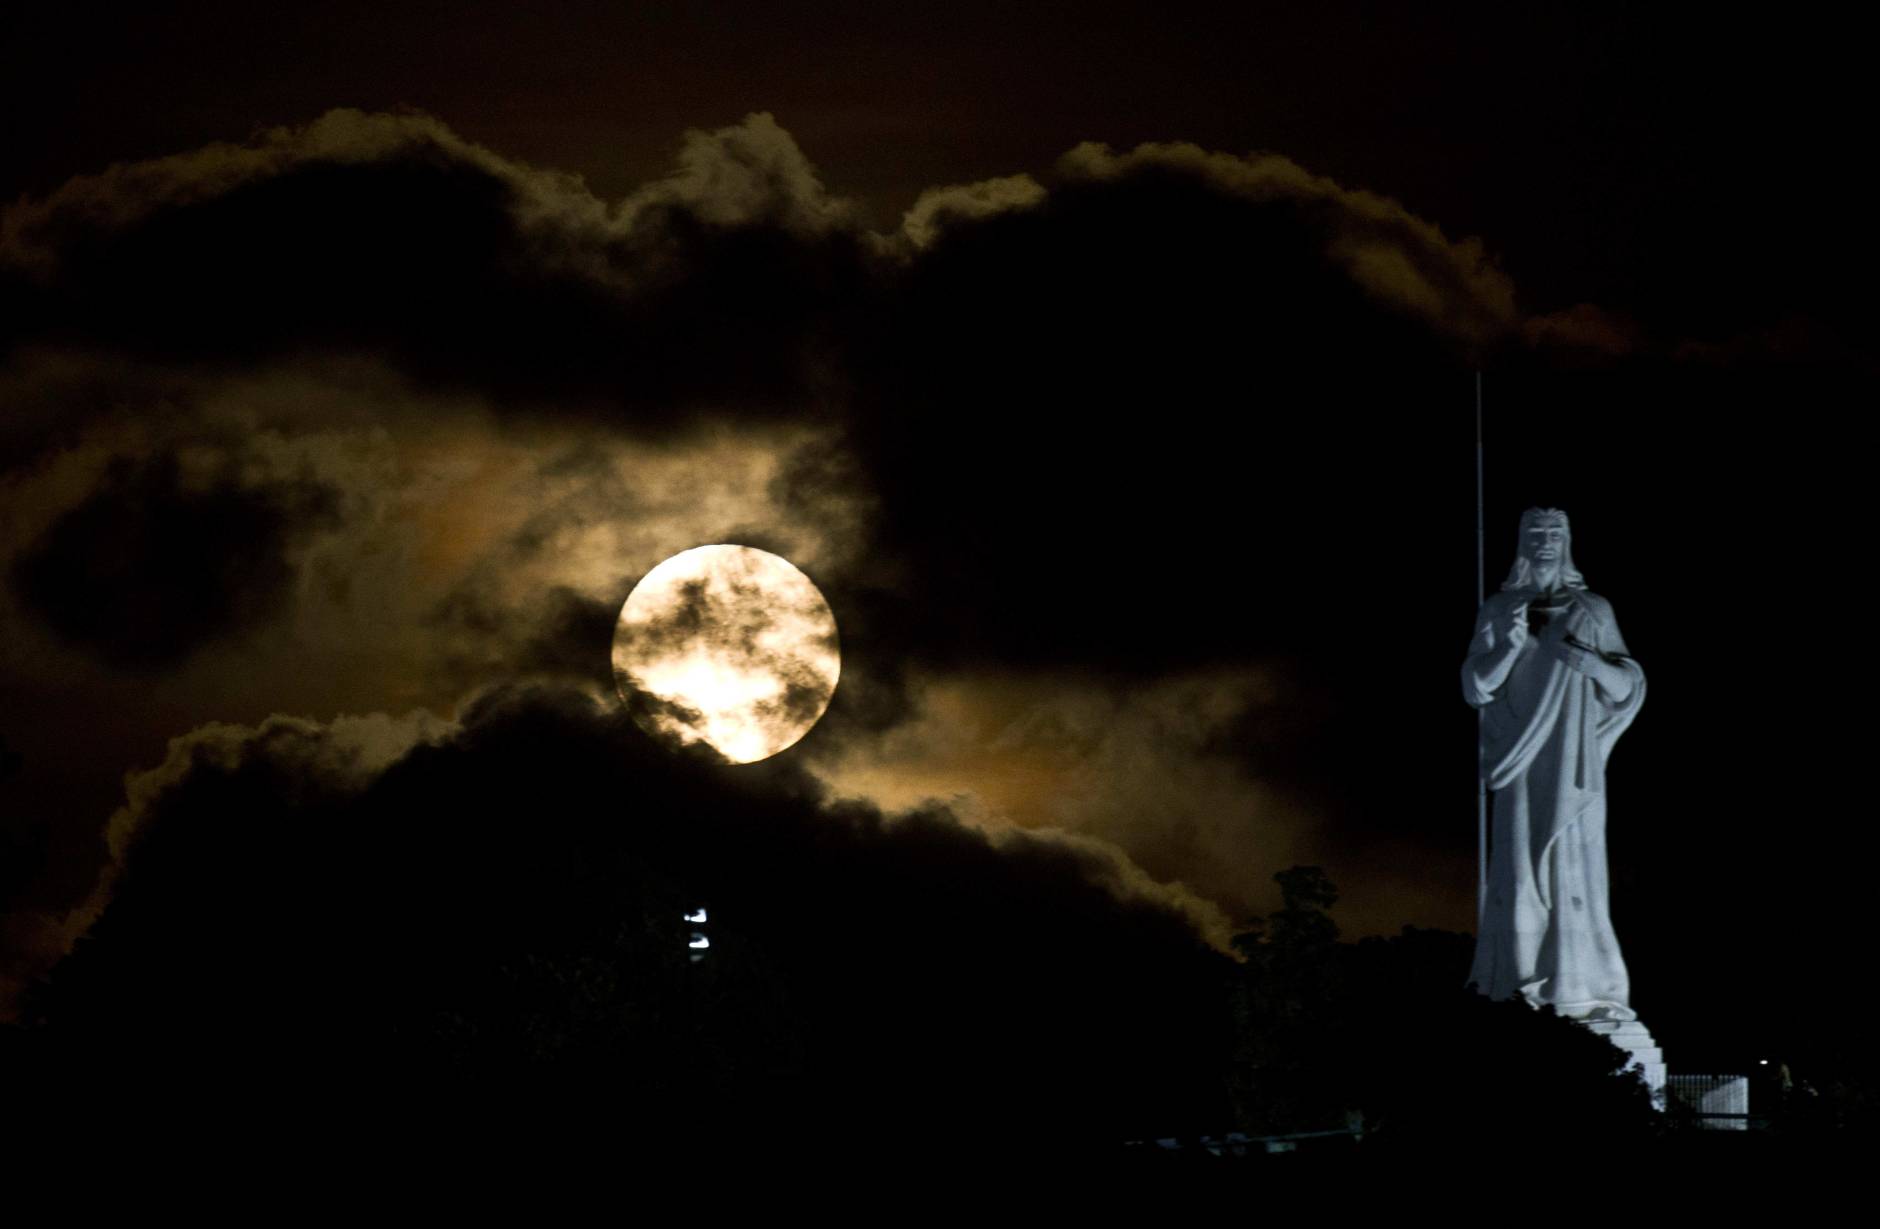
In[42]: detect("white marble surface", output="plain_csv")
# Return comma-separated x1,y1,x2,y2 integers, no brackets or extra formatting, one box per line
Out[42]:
1464,508,1647,1023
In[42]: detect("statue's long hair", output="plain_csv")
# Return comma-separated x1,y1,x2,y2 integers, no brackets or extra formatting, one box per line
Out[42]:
1500,506,1586,591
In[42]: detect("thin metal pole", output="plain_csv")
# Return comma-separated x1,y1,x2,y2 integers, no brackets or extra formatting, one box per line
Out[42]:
1475,371,1487,931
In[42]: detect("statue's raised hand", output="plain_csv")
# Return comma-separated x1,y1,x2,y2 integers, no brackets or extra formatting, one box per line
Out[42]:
1500,600,1530,654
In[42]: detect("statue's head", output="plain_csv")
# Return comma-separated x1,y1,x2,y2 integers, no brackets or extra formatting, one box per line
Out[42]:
1501,506,1586,592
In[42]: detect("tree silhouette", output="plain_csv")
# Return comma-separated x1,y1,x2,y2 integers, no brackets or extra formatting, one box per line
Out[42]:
1229,865,1355,1134
1230,866,1659,1152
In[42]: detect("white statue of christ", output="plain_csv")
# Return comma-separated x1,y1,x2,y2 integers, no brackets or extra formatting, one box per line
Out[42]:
1462,507,1646,1021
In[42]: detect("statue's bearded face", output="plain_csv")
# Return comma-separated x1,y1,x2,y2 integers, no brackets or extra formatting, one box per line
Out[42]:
1524,519,1568,575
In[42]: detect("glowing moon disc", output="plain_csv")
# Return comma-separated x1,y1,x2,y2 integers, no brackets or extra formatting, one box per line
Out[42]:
612,545,840,763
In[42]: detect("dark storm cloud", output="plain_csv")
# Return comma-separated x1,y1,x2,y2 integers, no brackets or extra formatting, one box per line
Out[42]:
21,683,1231,1142
831,152,1484,677
0,110,864,424
0,109,1562,457
9,451,338,668
1051,142,1519,351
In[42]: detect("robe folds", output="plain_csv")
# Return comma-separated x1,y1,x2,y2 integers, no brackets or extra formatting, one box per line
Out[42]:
1463,587,1645,1021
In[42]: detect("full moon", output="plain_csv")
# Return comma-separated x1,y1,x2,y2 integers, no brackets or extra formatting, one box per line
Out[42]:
612,545,840,763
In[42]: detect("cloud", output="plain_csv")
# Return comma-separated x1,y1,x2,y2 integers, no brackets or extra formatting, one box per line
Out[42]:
22,683,1235,1142
1522,302,1641,362
1667,314,1862,367
0,107,1597,445
893,173,1049,252
809,666,1466,938
0,109,863,422
0,703,449,1020
618,111,853,237
1056,140,1518,352
830,150,1486,678
0,109,604,278
9,449,338,668
0,357,853,696
102,705,453,864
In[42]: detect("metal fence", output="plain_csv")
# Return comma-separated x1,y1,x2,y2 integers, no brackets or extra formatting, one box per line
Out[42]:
1666,1073,1751,1131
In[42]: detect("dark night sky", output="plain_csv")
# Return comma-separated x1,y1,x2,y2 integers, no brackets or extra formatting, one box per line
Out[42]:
0,1,1871,1101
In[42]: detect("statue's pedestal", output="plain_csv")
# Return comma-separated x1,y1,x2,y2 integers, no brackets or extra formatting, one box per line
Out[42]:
1582,1018,1666,1100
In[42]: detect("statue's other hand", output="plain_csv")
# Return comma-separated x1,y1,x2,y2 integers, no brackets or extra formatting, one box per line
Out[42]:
1558,639,1602,676
1538,601,1582,647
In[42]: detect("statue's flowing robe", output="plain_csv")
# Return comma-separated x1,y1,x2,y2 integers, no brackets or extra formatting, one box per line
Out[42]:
1463,588,1645,1020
